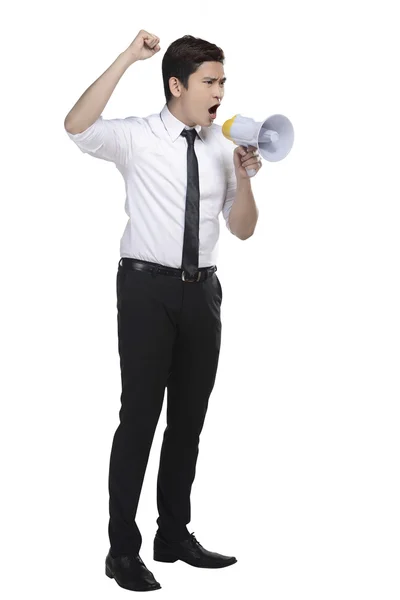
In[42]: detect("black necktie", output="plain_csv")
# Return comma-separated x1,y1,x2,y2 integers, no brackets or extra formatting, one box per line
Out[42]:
180,128,200,279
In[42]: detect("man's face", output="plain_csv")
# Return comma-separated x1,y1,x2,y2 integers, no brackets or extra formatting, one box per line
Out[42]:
171,61,226,127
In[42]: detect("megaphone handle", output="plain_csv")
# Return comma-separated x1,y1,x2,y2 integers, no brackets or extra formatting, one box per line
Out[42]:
241,144,256,177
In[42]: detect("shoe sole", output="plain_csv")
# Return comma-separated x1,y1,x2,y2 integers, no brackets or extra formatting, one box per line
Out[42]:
153,551,237,569
106,564,161,592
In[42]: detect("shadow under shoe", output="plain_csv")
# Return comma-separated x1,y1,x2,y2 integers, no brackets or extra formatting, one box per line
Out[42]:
105,550,161,592
153,531,237,569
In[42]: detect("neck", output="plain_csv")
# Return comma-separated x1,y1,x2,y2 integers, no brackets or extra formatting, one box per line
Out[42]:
168,102,196,128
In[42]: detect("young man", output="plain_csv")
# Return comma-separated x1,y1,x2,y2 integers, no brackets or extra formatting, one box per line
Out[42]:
64,30,262,592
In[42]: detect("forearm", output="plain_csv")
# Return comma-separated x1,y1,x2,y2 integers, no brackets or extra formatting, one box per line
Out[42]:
228,178,259,240
64,51,135,134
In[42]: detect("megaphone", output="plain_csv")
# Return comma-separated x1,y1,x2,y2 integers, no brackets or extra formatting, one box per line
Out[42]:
222,114,294,177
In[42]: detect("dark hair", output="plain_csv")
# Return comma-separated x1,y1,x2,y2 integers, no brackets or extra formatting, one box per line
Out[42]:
162,35,225,104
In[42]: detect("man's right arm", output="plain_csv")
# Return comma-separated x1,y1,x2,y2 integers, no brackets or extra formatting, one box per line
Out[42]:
64,31,160,164
64,51,136,134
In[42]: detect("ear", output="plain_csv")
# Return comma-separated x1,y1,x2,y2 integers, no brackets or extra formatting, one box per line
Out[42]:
169,77,182,99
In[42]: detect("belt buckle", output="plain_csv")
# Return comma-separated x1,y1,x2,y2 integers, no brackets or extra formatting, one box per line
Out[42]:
182,270,201,282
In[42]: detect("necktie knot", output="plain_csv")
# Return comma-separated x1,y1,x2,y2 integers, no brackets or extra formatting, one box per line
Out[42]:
181,128,197,145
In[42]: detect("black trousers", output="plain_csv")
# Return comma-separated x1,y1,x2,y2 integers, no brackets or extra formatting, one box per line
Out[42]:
108,259,223,557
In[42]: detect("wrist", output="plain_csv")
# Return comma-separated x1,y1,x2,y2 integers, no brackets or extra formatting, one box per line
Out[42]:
119,49,138,68
235,172,252,186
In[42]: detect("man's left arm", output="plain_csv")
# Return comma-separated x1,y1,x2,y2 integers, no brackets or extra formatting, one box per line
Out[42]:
228,145,262,240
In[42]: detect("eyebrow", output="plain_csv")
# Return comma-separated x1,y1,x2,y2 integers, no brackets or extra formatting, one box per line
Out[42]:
202,76,227,82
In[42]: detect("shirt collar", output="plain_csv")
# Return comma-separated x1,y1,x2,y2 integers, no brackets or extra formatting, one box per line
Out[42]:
160,104,206,143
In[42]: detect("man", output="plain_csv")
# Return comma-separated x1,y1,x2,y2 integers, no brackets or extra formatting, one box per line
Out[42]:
64,29,262,593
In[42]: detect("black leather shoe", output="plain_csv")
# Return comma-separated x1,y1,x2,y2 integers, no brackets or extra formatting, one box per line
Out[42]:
105,550,161,592
153,531,237,569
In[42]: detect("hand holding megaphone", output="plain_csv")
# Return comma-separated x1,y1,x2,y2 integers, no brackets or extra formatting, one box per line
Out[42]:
233,144,262,179
222,113,294,177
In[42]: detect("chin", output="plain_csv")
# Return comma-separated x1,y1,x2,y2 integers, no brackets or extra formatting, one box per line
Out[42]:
203,115,214,127
193,113,214,127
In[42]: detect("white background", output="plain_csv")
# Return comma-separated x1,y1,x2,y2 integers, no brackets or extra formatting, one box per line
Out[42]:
1,1,399,598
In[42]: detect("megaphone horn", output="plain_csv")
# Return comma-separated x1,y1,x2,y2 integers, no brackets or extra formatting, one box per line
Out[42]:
222,114,294,177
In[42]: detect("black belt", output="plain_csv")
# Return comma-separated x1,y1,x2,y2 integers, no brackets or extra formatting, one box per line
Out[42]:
118,258,217,283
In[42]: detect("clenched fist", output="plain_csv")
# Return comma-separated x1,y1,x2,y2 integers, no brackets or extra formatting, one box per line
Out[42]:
125,30,161,63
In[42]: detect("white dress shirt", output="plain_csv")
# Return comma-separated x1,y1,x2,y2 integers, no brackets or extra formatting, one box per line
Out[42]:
66,103,237,268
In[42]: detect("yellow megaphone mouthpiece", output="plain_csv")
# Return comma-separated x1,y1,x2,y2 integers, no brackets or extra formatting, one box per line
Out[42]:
221,114,238,142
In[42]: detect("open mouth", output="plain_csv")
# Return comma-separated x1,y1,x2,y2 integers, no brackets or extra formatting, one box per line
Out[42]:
208,103,220,118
